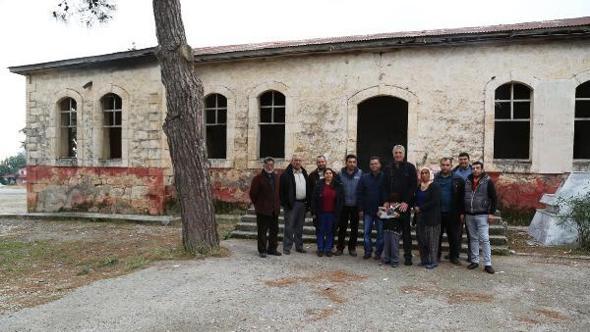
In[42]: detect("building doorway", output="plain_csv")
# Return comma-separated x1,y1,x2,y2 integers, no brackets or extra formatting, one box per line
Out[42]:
356,96,408,169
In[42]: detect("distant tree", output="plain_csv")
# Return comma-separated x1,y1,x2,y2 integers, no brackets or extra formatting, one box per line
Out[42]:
53,0,219,254
0,152,26,177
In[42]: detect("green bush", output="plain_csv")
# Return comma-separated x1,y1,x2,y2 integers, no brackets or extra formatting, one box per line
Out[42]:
559,192,590,250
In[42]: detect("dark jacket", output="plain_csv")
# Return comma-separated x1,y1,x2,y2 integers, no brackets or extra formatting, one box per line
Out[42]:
414,182,442,226
464,173,497,215
382,161,418,205
311,180,345,221
279,164,311,210
337,167,362,207
249,169,281,217
433,172,465,215
308,168,324,194
356,171,386,216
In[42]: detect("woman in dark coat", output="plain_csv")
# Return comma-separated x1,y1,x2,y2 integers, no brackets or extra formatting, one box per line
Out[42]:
413,167,442,269
311,168,344,257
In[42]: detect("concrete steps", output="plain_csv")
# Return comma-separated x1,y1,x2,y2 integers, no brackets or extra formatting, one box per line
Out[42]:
230,208,510,255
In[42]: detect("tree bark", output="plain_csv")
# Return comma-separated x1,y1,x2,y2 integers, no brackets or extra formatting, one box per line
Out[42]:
152,0,219,254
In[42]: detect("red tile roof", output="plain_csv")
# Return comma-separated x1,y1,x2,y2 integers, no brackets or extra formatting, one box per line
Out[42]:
9,16,590,74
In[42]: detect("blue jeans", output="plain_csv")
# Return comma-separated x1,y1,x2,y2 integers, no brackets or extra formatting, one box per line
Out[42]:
317,213,335,253
363,214,384,256
466,214,492,266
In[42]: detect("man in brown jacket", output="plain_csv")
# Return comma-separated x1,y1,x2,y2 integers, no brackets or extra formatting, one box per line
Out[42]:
249,157,282,257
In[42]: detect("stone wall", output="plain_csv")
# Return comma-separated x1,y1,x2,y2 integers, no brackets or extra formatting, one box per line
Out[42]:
22,39,590,214
27,165,166,215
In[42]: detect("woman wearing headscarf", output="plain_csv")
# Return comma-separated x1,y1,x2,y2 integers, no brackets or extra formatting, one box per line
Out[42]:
311,168,344,257
413,167,442,269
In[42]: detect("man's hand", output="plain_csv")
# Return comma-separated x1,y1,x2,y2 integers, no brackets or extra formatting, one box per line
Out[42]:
414,207,420,214
358,211,364,219
399,202,409,212
488,214,494,223
383,202,390,209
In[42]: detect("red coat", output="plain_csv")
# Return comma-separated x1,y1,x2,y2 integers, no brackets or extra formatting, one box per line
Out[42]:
249,170,281,216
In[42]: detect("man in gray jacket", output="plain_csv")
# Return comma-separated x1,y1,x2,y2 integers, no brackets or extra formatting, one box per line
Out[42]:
464,161,497,274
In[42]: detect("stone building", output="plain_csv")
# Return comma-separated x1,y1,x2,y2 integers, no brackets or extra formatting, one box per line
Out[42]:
8,16,590,216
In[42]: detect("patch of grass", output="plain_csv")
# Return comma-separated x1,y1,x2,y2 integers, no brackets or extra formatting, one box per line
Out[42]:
501,209,535,226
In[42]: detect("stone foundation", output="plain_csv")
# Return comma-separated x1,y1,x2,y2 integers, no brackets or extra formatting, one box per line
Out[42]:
26,165,166,215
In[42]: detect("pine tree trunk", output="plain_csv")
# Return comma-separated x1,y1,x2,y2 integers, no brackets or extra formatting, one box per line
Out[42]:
152,0,219,254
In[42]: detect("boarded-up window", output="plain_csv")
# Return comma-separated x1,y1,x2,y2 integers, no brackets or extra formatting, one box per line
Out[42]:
204,93,227,159
101,93,122,159
494,83,531,159
575,81,590,159
259,90,285,158
58,97,77,158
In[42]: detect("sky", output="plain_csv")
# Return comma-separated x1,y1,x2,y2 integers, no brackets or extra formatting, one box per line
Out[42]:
0,0,589,160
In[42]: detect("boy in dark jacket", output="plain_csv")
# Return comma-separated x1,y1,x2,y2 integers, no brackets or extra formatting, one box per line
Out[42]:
464,161,497,274
249,157,282,257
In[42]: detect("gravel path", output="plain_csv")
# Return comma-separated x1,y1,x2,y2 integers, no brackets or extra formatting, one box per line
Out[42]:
1,239,589,331
0,186,26,214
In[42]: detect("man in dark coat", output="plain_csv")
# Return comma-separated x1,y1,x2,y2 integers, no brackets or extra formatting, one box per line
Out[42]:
249,157,282,258
382,145,418,265
279,154,311,255
434,157,465,265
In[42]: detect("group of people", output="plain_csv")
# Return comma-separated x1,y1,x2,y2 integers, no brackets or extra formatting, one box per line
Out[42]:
248,146,498,274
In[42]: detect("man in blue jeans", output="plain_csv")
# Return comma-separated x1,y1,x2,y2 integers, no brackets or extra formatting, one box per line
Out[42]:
464,161,497,274
356,156,385,260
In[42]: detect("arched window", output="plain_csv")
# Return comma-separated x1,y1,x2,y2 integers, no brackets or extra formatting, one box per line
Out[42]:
493,82,532,159
204,93,227,159
58,97,77,158
101,93,122,159
575,81,590,159
259,90,285,158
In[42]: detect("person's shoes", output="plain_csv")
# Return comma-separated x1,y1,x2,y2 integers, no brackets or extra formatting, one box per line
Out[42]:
326,251,333,257
373,254,381,260
317,251,323,257
363,253,371,259
450,258,461,265
259,252,267,258
467,263,479,270
283,249,291,255
425,263,438,269
334,249,343,256
484,266,495,274
349,250,358,257
404,257,413,266
295,248,307,254
391,263,399,268
382,259,391,265
444,254,450,260
268,251,282,256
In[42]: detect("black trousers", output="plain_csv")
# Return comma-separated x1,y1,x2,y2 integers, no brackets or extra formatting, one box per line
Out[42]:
461,218,473,261
336,206,359,251
400,211,412,260
438,212,461,260
256,213,278,254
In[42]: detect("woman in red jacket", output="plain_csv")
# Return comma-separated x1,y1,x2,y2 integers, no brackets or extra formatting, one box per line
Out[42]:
311,168,344,257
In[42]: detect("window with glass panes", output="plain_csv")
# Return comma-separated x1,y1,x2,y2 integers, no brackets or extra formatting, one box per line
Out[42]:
493,83,532,159
59,97,77,158
204,93,227,159
259,90,285,158
101,93,122,159
575,81,590,159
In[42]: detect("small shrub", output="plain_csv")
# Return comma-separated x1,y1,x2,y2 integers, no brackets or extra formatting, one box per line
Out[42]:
559,192,590,251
